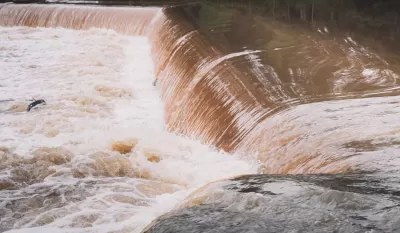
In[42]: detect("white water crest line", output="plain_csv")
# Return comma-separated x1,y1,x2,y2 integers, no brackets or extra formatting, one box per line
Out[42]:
181,49,264,105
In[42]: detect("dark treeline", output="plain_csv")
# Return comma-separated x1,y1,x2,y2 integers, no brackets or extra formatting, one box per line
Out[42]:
57,0,400,43
201,0,400,33
197,0,400,53
3,0,400,50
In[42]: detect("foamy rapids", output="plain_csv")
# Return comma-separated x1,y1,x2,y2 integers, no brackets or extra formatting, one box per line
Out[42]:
0,26,258,232
2,2,400,232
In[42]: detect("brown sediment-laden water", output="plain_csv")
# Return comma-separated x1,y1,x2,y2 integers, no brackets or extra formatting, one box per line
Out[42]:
1,0,400,232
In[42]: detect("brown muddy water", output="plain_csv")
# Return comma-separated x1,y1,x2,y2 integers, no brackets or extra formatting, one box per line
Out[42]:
1,0,400,232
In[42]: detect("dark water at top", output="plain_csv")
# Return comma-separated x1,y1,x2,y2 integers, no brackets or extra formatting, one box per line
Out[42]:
2,0,400,232
158,1,400,231
188,0,400,101
141,1,400,231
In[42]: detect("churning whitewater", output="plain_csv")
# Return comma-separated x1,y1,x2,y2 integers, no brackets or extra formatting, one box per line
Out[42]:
2,2,400,232
0,26,258,233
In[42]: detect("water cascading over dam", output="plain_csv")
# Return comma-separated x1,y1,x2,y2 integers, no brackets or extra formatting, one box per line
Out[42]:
3,2,400,173
0,3,282,154
1,2,400,233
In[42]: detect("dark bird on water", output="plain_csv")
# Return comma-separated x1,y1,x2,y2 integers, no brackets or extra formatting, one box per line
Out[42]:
27,99,46,112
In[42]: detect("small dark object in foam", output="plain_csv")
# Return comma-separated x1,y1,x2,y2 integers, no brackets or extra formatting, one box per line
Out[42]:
153,79,158,86
27,99,46,112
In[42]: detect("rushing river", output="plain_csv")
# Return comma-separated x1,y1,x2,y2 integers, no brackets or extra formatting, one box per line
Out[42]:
1,1,400,232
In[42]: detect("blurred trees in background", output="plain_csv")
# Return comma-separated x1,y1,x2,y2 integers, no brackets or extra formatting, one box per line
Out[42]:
202,0,400,29
56,0,400,50
198,0,400,50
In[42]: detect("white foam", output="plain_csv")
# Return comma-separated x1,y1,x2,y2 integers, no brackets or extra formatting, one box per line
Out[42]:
0,26,258,233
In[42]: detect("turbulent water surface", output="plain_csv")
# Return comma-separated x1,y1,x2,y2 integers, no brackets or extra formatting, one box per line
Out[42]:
1,1,400,233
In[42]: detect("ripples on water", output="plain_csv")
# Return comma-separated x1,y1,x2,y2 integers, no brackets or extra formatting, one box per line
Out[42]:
0,26,256,232
1,1,400,232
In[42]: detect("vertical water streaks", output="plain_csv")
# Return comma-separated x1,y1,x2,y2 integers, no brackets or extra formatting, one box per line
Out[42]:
0,4,276,151
0,26,258,232
147,7,276,151
0,4,159,35
2,3,400,174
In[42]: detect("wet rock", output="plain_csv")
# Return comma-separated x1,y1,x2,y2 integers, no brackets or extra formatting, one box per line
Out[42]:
143,174,400,233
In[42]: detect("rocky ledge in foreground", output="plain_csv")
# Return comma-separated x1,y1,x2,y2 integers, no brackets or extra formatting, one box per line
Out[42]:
143,173,400,233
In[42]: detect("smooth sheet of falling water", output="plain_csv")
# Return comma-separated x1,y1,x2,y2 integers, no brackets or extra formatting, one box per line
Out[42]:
0,26,258,233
